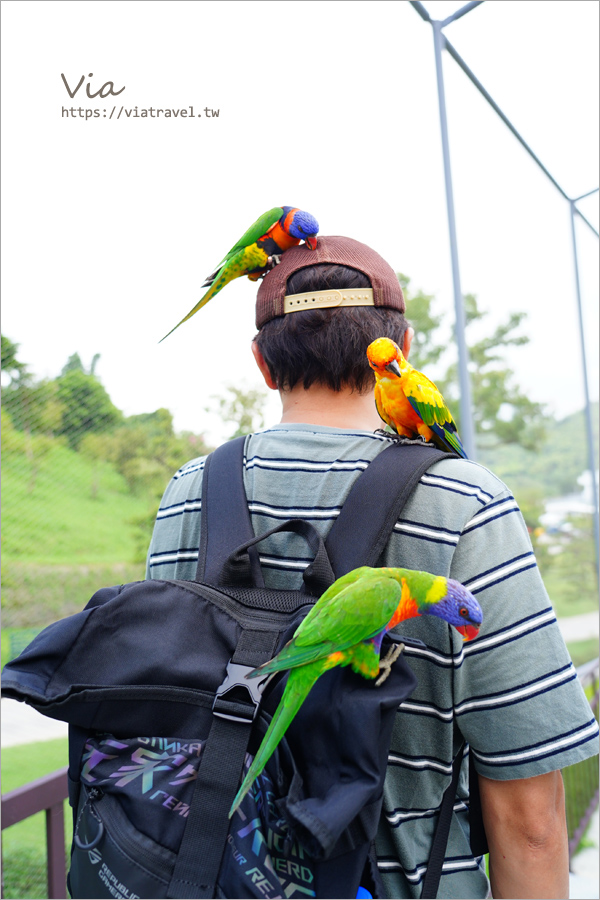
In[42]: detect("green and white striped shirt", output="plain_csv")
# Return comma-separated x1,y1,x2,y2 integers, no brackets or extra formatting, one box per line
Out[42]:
147,424,599,899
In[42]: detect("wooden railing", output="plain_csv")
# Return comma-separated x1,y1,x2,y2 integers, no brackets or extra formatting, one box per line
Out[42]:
1,766,68,899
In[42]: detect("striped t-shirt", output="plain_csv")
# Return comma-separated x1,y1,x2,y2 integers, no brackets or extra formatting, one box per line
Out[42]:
147,424,599,899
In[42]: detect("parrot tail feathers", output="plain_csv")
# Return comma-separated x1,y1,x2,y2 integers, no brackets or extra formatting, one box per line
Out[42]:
158,284,220,343
228,671,318,818
432,423,468,459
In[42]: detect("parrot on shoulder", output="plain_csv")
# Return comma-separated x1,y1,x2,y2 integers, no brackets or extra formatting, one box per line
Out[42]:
228,565,482,817
159,206,319,341
367,336,467,458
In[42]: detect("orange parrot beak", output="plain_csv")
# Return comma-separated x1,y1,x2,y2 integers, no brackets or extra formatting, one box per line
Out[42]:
305,236,318,250
455,623,480,641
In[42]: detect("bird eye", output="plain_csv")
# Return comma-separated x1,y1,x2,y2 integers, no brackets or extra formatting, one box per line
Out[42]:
459,607,469,618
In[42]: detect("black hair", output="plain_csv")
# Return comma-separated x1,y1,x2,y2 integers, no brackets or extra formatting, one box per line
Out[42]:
254,264,409,393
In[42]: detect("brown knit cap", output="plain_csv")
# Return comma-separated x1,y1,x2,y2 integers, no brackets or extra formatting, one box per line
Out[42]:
255,235,405,328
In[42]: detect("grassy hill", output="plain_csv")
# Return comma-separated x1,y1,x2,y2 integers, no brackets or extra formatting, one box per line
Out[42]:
2,440,150,628
3,442,151,564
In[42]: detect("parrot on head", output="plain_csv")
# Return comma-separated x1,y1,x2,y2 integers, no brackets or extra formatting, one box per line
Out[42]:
367,336,468,458
228,565,482,817
159,206,319,342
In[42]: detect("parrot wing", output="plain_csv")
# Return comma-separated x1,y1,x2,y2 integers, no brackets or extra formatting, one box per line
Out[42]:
253,571,403,675
403,369,467,457
201,207,283,286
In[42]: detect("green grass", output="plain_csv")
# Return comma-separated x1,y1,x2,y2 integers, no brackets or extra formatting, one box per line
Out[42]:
2,442,152,565
1,434,151,632
566,638,600,669
1,739,71,900
2,561,145,631
543,564,598,617
1,627,44,669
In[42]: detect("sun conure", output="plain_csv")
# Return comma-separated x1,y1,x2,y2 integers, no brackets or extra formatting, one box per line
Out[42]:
367,336,468,458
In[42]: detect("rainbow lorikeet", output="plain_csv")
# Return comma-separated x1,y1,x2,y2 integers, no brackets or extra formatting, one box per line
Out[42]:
228,565,482,817
367,337,468,458
159,206,319,341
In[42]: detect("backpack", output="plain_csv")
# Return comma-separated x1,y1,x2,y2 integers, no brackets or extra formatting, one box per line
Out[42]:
2,437,484,899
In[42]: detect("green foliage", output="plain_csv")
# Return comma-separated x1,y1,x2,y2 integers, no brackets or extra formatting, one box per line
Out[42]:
80,408,213,562
479,405,599,498
60,351,101,376
55,368,122,448
541,515,598,616
2,378,64,436
398,274,446,370
1,334,31,386
207,383,267,439
563,679,600,856
3,563,145,629
2,627,44,668
566,638,600,669
400,277,548,451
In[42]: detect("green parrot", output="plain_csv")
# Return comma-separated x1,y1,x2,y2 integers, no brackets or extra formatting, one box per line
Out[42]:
159,206,319,342
228,565,482,817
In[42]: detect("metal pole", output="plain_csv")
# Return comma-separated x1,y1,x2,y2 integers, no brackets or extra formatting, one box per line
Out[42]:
432,19,477,459
569,200,600,585
442,36,599,240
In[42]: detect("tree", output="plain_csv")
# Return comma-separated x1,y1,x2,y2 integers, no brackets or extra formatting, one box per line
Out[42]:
55,369,122,449
83,409,214,562
400,275,547,451
1,335,30,387
61,352,101,377
2,336,64,491
207,384,267,440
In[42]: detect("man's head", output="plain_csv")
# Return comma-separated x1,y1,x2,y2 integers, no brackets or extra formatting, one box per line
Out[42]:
253,236,411,394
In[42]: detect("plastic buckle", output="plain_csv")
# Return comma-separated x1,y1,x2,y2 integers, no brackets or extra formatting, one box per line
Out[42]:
212,661,271,723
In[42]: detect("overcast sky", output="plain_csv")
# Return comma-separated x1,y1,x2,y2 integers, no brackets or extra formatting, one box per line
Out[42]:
1,0,598,448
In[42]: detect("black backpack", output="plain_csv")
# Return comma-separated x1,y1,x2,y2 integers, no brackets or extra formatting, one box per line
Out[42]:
2,437,484,899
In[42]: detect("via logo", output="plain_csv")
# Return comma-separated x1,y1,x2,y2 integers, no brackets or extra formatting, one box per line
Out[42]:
61,73,125,98
88,848,102,865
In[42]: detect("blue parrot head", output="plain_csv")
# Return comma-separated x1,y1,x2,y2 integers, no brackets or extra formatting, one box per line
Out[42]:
425,579,482,640
281,207,319,249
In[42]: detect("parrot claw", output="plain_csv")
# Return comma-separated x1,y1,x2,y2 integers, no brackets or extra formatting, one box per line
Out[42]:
375,642,405,686
267,254,282,268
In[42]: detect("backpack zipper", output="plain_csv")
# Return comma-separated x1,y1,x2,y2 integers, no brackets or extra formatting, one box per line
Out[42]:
78,787,175,881
168,580,315,628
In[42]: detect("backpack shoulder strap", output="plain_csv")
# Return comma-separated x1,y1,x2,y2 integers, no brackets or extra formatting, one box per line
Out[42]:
420,744,465,899
196,435,265,586
325,441,454,576
198,436,454,586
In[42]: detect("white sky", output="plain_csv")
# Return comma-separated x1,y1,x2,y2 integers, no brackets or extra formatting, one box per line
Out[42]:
1,0,598,448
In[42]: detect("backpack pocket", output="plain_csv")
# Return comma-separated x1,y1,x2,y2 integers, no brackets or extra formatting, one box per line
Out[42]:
68,732,317,900
69,785,175,899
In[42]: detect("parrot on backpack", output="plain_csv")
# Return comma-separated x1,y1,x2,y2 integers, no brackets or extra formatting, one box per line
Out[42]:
229,565,482,817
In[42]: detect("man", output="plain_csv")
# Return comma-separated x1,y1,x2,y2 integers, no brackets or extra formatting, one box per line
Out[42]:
148,236,598,898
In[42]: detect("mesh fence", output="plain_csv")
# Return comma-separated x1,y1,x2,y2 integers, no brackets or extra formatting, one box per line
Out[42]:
1,341,598,896
1,346,212,665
